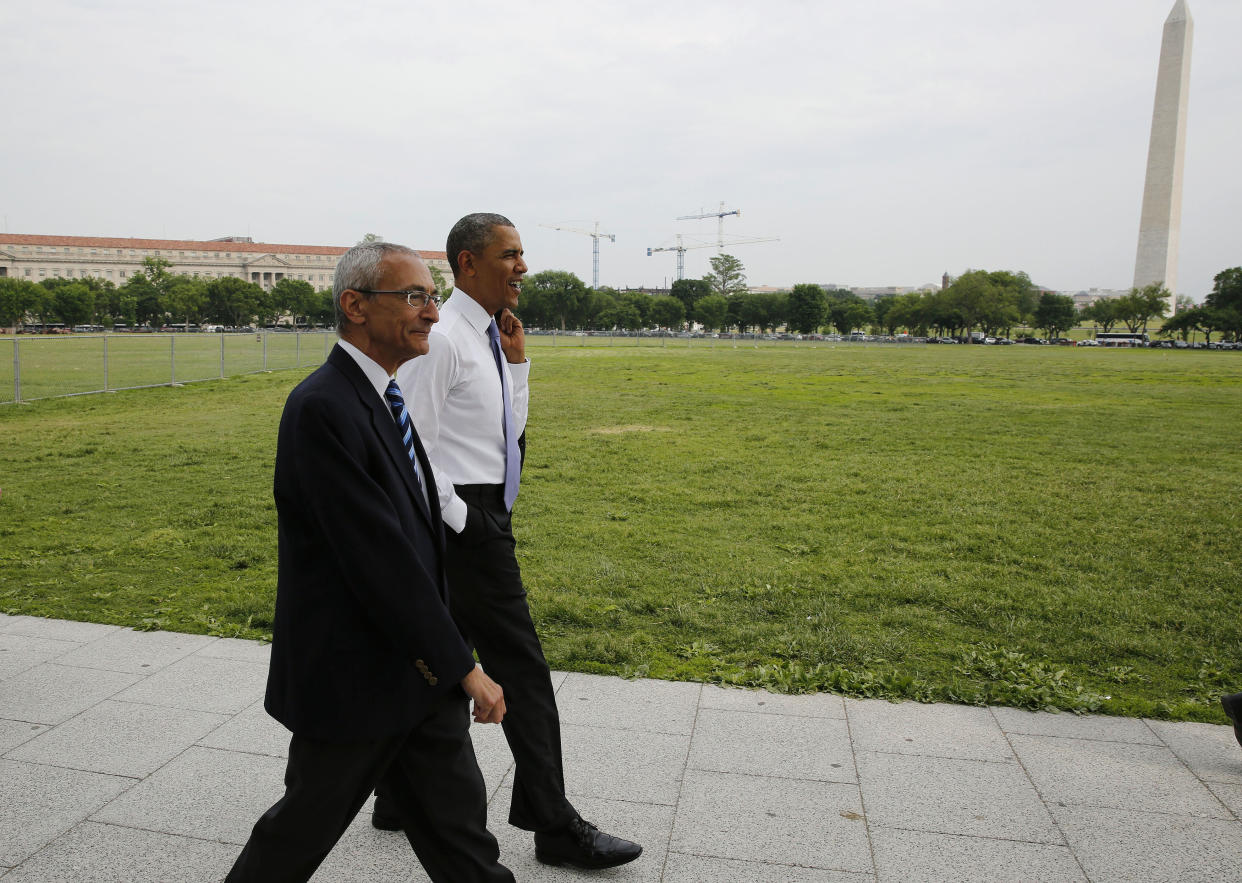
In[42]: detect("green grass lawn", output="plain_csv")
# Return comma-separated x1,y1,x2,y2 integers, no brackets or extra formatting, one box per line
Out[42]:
2,343,1239,721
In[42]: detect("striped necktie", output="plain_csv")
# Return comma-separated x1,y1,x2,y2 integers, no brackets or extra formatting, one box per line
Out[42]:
384,379,429,512
487,319,521,511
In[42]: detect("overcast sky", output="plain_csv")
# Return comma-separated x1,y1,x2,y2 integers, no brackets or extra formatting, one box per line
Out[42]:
3,0,1238,299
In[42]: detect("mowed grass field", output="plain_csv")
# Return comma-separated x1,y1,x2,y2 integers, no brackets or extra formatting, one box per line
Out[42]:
1,342,1239,722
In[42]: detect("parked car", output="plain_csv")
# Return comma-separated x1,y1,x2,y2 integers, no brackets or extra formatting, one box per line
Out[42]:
1077,338,1099,347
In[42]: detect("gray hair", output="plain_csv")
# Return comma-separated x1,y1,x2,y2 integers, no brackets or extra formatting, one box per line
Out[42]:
446,213,514,277
333,241,419,331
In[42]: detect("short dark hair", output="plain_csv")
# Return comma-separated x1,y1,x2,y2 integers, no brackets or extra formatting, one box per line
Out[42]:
446,213,514,277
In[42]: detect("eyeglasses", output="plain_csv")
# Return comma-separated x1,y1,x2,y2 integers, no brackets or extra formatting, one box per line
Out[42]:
354,288,441,309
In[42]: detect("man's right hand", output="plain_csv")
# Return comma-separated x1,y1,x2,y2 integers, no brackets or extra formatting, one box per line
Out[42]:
461,665,505,724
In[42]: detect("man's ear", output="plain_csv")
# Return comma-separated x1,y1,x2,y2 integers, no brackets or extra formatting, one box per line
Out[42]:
339,289,367,326
456,250,476,278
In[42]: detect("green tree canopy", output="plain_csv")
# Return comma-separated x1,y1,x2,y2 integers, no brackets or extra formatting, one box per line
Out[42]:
648,295,686,330
517,270,588,330
205,277,264,327
786,284,826,334
670,278,712,316
270,278,319,327
1033,292,1077,339
0,278,41,327
51,282,95,326
703,254,747,298
693,294,728,332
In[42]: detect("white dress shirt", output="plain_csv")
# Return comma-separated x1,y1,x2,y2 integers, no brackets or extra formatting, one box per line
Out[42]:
396,288,530,533
336,338,431,510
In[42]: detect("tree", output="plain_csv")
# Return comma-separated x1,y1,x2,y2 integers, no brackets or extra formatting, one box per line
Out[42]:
826,293,872,336
1082,298,1121,333
518,270,587,330
1033,293,1077,340
693,294,728,332
703,254,747,298
163,276,208,328
205,277,264,326
1205,267,1242,338
270,278,319,327
882,292,927,335
429,265,450,300
670,278,712,316
0,278,40,327
1116,283,1170,333
648,295,685,330
52,282,95,326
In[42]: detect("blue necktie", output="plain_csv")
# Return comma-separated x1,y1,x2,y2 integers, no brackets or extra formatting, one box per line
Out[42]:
487,319,521,511
384,379,429,512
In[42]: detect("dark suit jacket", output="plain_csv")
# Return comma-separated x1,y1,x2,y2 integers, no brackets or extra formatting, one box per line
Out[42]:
264,344,476,743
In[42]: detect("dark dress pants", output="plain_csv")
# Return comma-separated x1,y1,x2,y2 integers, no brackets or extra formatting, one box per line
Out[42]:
226,696,512,883
447,482,577,832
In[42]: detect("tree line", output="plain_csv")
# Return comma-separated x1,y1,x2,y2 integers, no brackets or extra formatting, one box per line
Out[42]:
4,254,1239,342
0,258,336,330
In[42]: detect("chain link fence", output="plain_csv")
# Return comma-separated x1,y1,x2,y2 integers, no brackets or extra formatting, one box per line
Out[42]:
0,331,337,405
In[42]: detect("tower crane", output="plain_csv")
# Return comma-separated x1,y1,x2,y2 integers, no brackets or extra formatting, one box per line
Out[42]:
676,201,741,251
646,234,718,281
538,221,615,289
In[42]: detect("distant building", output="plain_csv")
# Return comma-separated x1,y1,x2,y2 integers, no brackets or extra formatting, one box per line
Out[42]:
0,234,450,289
1071,287,1131,309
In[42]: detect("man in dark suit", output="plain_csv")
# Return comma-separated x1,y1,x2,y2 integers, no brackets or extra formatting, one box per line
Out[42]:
224,241,514,883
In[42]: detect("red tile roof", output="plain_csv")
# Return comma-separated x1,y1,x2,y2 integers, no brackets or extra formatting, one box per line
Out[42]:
0,233,446,261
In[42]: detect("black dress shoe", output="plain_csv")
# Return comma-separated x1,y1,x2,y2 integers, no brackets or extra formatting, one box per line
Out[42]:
534,816,642,870
370,805,402,832
1222,692,1242,748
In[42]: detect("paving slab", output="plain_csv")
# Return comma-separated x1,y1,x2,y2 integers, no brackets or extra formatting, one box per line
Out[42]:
113,654,267,715
0,618,120,643
869,828,1087,882
2,821,236,883
992,706,1162,745
469,718,515,800
196,698,290,759
670,768,871,873
309,811,427,883
555,673,700,735
490,786,672,882
560,722,689,805
661,853,867,882
699,683,845,719
91,746,285,845
6,699,226,777
0,760,133,866
0,719,50,753
687,706,854,783
1051,803,1242,882
847,699,1013,762
0,663,140,726
54,628,212,675
1146,718,1242,785
0,634,80,681
1009,733,1230,818
856,750,1061,843
192,637,272,663
1206,781,1242,817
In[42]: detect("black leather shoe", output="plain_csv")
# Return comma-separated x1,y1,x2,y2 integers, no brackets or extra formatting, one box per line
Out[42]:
370,804,402,832
534,816,642,869
1222,692,1242,748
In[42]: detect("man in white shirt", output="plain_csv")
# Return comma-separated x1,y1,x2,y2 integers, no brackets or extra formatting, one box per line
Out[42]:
388,214,642,870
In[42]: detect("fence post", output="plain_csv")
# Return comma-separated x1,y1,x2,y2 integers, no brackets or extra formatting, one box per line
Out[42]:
13,337,20,403
103,335,109,391
219,333,225,379
170,335,176,385
263,332,268,371
296,330,301,366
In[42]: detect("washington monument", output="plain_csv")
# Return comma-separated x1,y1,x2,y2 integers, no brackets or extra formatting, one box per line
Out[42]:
1133,0,1193,310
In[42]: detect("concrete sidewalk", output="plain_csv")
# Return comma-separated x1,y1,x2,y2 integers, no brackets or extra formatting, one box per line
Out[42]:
1,613,1240,882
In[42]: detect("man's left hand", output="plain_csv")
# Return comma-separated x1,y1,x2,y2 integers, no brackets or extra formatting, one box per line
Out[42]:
497,309,525,364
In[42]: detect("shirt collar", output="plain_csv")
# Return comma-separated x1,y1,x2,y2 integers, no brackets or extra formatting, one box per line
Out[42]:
445,287,494,336
336,337,394,400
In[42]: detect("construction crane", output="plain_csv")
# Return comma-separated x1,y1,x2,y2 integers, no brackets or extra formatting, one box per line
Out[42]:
676,201,741,251
539,221,615,289
646,234,718,281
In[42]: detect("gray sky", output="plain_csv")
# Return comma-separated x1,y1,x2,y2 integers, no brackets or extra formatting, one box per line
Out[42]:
4,0,1238,299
